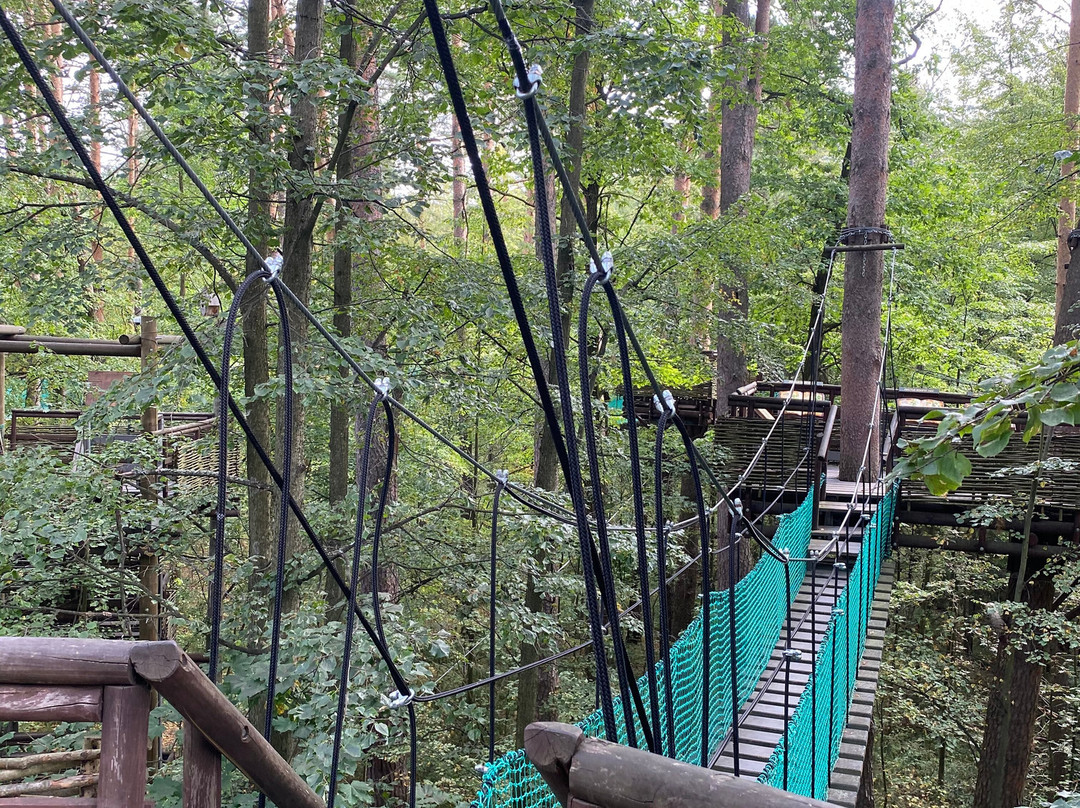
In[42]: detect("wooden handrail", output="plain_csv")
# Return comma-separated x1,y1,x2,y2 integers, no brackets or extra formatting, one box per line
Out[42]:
812,404,839,530
816,404,839,465
524,722,833,808
0,638,323,808
131,642,323,808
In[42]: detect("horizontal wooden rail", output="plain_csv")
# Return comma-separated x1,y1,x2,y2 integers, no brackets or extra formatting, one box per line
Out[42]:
0,638,324,808
524,722,833,808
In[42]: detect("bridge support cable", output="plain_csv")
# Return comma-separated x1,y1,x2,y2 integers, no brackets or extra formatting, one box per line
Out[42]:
0,13,433,808
0,2,420,705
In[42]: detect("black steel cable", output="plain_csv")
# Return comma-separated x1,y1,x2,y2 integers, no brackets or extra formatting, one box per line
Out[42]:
0,0,413,699
488,473,506,764
653,407,676,758
577,270,642,748
210,269,270,682
419,0,620,739
328,392,385,808
258,276,295,808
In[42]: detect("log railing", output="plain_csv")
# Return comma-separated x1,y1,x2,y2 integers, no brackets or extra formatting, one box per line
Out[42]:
812,403,839,530
0,637,323,808
523,722,833,808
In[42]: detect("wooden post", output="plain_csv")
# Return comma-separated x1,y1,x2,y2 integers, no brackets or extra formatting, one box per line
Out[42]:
130,642,324,808
98,685,150,808
137,317,161,767
183,725,222,808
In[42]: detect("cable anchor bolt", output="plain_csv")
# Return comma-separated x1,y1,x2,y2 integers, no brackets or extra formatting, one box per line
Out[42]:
495,469,509,486
588,250,614,284
385,688,414,709
374,377,392,398
833,561,847,571
652,388,675,416
782,649,802,662
474,762,490,776
513,64,543,98
264,250,283,282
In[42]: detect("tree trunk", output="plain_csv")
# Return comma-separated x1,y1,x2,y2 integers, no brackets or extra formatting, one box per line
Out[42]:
1055,0,1080,342
974,575,1054,808
838,0,893,481
275,0,323,618
451,32,467,246
327,24,358,624
515,0,595,747
712,0,769,421
243,0,273,627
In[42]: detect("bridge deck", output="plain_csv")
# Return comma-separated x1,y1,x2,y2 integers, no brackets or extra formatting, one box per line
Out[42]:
711,553,894,807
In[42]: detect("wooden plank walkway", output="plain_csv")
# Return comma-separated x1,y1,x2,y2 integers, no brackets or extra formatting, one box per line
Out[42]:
710,550,895,808
827,560,894,808
712,562,848,778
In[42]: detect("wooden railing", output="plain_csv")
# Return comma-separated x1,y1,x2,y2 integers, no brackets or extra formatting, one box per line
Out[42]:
523,722,832,808
812,403,839,530
0,637,322,808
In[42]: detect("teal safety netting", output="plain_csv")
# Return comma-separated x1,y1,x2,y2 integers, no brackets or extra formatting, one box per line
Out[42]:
472,489,817,808
757,483,898,799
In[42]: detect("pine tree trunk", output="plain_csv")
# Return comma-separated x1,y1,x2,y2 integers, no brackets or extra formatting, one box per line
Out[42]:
276,0,323,618
838,0,893,481
243,0,273,625
1055,0,1080,342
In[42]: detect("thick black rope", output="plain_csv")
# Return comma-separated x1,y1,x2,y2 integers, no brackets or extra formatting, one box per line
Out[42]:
258,276,295,808
328,391,384,808
420,0,617,738
727,506,742,775
596,277,662,754
577,271,644,748
0,6,414,700
211,269,271,682
488,472,506,764
653,404,676,757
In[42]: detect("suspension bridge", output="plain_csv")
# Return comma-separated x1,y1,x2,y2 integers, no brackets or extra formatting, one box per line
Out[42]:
0,2,1076,808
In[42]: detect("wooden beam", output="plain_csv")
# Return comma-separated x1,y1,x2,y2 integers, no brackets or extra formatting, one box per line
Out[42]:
98,686,150,808
183,727,222,808
129,642,324,808
895,534,1069,558
524,722,835,808
0,639,136,686
0,685,102,722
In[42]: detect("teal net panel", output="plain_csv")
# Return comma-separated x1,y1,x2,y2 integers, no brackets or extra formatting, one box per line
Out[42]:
757,483,898,799
472,489,817,808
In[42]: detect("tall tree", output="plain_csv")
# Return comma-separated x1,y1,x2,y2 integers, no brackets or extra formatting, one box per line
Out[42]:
243,0,273,612
714,0,770,588
1055,0,1080,343
276,0,323,615
838,0,893,481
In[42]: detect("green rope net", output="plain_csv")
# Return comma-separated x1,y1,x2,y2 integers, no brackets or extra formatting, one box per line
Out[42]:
757,483,898,799
472,489,817,808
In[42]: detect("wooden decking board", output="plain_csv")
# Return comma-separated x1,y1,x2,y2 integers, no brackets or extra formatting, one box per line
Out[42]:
710,533,894,808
